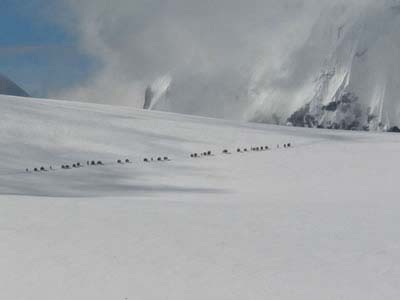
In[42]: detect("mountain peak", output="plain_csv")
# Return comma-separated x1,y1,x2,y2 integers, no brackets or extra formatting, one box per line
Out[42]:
0,74,30,97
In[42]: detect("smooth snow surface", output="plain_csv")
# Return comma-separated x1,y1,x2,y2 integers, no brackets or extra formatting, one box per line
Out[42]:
1,95,400,299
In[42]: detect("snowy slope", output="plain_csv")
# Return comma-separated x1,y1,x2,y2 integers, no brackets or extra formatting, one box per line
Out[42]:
1,94,400,299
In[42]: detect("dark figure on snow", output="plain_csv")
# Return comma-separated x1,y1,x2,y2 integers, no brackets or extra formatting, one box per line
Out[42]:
125,159,131,163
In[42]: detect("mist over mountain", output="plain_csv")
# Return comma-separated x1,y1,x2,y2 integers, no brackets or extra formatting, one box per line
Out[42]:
0,74,30,98
56,0,400,130
248,0,400,130
55,0,325,114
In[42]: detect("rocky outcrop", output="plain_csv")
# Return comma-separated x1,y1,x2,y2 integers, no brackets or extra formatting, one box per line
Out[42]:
0,74,30,97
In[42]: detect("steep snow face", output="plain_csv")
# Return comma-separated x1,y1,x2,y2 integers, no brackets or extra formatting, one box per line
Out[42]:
0,74,30,97
247,1,400,130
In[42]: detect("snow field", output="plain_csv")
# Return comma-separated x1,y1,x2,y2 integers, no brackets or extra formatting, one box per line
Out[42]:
1,95,400,299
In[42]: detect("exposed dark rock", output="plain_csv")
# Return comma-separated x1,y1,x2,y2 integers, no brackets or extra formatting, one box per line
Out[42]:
0,74,30,97
388,126,400,133
288,92,365,130
287,103,317,127
323,101,338,112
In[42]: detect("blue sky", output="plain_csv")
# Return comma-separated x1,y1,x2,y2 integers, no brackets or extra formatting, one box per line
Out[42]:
0,0,94,97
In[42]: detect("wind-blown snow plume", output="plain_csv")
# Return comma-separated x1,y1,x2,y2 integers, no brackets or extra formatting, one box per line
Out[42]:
56,0,400,129
148,75,172,110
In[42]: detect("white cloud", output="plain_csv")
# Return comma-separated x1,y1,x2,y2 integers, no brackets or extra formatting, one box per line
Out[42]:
55,0,381,120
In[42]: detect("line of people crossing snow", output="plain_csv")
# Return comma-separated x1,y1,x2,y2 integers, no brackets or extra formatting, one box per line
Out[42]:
190,151,213,158
27,159,112,173
189,143,292,159
143,156,170,163
25,142,292,174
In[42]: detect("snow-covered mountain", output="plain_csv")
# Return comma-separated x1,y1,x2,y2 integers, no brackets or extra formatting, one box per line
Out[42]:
0,74,30,97
247,1,400,131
